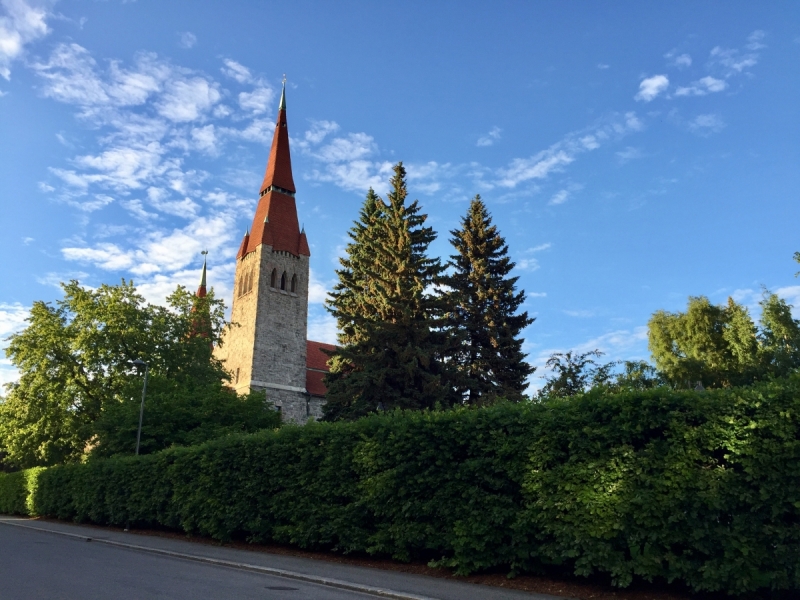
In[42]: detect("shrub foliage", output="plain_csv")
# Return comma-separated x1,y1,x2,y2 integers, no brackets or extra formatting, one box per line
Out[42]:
3,380,800,595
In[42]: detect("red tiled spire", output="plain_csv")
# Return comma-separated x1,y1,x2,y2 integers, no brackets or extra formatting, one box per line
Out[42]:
242,82,310,258
236,229,250,260
259,84,295,195
196,251,208,298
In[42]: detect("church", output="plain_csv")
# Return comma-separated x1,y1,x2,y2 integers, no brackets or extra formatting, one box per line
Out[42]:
212,83,335,423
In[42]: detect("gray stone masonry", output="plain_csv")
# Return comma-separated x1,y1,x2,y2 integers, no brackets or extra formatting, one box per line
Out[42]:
215,243,313,423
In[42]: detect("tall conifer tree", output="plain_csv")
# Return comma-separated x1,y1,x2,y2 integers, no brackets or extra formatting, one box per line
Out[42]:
324,163,450,420
443,196,534,403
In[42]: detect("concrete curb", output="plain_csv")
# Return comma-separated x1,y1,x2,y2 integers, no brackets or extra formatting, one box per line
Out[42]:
0,519,438,600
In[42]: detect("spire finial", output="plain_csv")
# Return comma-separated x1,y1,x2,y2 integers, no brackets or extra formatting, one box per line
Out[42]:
279,75,286,111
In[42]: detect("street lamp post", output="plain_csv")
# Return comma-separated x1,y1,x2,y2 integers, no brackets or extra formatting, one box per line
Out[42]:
132,359,149,456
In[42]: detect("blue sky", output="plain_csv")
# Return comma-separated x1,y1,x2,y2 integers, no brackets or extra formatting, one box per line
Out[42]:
1,1,799,390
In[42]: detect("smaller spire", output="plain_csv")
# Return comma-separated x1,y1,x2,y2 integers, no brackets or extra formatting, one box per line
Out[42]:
279,75,286,111
196,250,208,298
236,229,251,259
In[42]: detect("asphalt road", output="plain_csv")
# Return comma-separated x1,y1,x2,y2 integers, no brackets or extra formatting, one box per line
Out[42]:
0,524,375,600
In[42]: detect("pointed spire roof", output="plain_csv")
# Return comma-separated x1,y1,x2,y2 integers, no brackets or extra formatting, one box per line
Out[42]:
196,251,208,298
236,229,250,259
240,79,310,259
259,79,295,195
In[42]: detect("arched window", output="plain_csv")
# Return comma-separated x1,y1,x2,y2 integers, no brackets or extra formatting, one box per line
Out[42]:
247,270,253,293
270,268,277,288
237,275,243,297
280,271,287,291
291,274,297,293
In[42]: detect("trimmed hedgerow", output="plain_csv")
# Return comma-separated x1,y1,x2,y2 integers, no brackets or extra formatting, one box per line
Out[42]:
0,467,44,516
2,379,800,595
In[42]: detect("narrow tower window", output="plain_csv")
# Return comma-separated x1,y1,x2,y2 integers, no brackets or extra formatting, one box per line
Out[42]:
280,271,287,291
291,274,297,293
270,268,277,288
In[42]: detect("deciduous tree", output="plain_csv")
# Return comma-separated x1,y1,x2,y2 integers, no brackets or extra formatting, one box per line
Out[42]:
0,280,277,468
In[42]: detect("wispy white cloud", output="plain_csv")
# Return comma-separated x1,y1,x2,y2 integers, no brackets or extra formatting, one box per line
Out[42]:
688,113,725,135
0,301,28,339
665,50,692,68
564,309,594,318
0,301,30,388
477,126,502,147
156,77,221,122
497,113,642,189
308,268,332,304
549,189,569,205
62,213,237,278
307,313,338,345
709,30,765,76
635,74,669,102
516,242,552,271
675,76,727,97
516,257,540,271
774,286,800,319
177,31,196,49
220,58,251,84
616,146,643,164
745,30,766,51
238,86,274,115
548,182,583,205
299,122,395,193
0,0,51,80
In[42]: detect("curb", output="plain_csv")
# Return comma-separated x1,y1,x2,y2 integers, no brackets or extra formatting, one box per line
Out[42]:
0,519,438,600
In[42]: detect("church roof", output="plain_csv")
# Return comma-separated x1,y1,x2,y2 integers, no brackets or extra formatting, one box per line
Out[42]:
306,339,335,397
238,83,310,259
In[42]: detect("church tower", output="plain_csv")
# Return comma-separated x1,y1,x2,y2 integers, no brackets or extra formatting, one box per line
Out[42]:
215,83,316,421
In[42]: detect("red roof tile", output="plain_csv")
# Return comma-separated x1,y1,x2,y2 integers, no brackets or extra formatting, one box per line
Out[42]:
259,106,295,195
306,340,335,371
306,369,327,397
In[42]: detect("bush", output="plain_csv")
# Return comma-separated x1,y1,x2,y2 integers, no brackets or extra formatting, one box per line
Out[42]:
3,379,800,595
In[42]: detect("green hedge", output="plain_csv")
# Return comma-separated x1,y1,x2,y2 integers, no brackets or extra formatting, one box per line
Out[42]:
3,380,800,595
0,467,43,515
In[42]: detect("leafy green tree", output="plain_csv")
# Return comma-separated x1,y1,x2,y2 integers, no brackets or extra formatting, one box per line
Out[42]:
759,292,800,377
536,349,606,399
443,196,534,404
0,280,276,468
648,293,800,389
606,360,665,391
324,163,451,420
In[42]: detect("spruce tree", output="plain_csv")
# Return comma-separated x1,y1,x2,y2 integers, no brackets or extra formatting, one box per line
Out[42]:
324,163,450,420
443,196,534,403
326,188,385,349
